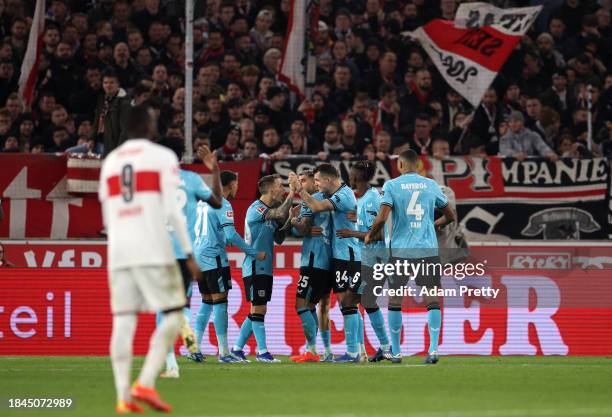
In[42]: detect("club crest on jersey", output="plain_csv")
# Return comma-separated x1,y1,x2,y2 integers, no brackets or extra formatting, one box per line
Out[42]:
256,206,266,214
225,211,234,218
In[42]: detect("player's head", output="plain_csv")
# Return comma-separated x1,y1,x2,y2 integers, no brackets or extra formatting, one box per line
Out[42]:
313,163,340,194
298,168,316,194
350,160,375,188
157,136,185,160
221,170,238,199
258,174,284,203
125,104,155,139
398,149,418,174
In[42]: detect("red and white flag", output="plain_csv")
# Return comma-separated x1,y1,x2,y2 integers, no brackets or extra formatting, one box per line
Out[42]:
407,5,541,107
279,0,306,96
18,0,46,108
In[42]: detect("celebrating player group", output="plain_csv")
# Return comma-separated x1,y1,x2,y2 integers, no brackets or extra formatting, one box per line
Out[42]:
99,106,456,413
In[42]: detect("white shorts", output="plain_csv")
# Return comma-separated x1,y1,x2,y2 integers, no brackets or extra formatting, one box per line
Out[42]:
109,264,187,314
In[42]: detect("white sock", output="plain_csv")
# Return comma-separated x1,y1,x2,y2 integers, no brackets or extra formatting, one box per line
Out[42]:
138,311,181,388
110,314,137,402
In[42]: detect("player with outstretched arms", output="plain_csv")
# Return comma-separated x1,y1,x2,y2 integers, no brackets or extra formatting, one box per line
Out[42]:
99,105,200,413
365,150,456,364
231,174,294,362
288,169,334,362
336,161,392,362
191,170,266,363
290,164,363,363
155,138,223,377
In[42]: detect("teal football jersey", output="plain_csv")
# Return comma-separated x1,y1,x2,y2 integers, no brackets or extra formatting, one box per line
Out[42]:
170,169,212,259
242,199,277,277
381,172,448,257
299,192,332,270
327,183,361,262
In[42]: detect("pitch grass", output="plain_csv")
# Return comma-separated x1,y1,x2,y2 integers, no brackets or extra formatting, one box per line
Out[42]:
1,356,611,417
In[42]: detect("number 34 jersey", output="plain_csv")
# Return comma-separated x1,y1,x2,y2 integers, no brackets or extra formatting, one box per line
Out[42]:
99,139,192,270
381,172,448,253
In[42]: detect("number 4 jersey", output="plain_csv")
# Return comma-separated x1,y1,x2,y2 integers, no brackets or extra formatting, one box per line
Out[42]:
99,139,192,270
381,172,448,255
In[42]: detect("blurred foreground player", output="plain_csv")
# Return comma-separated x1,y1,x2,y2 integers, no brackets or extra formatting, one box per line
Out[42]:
156,138,223,377
366,150,455,364
99,105,200,413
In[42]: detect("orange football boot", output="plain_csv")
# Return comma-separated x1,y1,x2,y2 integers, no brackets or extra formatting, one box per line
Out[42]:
131,382,172,412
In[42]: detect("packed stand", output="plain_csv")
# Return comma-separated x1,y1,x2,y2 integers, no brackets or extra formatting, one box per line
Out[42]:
0,0,610,160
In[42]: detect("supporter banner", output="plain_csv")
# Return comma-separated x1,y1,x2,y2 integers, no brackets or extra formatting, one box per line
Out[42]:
0,155,263,238
270,156,611,239
1,268,611,356
454,2,542,35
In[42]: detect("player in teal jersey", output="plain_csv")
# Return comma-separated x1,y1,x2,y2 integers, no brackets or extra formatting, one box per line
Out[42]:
290,164,363,363
191,171,266,363
232,174,295,363
336,161,392,362
366,150,456,364
157,139,222,377
288,169,334,363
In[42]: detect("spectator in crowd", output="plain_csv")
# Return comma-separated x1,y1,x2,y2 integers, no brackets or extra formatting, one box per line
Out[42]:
499,112,558,161
0,0,608,162
93,68,130,156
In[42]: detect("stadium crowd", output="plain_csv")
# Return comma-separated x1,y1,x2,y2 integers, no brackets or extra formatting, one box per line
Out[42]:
0,0,610,161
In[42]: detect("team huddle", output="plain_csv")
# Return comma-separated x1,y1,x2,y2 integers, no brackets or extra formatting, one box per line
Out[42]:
99,106,456,413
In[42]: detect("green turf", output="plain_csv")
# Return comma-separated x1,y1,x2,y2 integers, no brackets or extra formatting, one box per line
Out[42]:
0,356,611,417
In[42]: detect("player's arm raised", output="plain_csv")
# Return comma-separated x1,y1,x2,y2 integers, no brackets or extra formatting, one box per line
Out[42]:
289,172,334,213
162,155,193,259
197,145,222,209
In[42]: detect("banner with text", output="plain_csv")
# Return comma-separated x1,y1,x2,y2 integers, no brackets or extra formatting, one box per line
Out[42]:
0,268,611,356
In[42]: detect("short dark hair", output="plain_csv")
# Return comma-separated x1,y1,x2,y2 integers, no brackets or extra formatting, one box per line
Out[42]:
399,149,418,164
314,163,339,178
221,171,238,187
125,105,152,138
258,174,280,194
299,168,315,178
379,83,396,98
351,160,375,182
157,136,185,159
101,67,119,81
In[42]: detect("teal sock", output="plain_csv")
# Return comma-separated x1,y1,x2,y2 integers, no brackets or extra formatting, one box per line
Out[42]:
367,308,390,349
182,306,191,325
297,308,317,351
251,314,267,354
357,312,365,353
342,307,359,356
165,350,178,370
321,329,331,354
388,308,403,356
310,308,318,336
195,302,213,352
428,308,442,354
234,316,252,350
213,301,229,356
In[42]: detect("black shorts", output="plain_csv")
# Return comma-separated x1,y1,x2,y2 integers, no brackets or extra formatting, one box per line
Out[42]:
198,266,232,295
177,258,192,297
297,267,332,304
243,274,273,306
331,258,362,294
388,256,441,290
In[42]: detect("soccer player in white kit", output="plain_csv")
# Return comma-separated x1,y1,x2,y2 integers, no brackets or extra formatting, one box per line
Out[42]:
99,105,199,414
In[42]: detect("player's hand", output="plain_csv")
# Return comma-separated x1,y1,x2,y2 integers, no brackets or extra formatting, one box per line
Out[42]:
198,145,218,170
186,255,201,280
336,229,354,238
288,172,301,193
290,204,301,218
364,232,372,245
256,251,267,261
310,226,323,236
347,211,357,222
